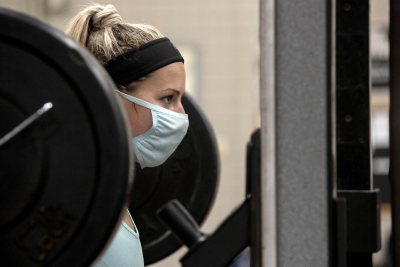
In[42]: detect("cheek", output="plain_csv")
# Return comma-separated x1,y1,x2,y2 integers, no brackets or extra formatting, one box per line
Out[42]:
125,104,153,137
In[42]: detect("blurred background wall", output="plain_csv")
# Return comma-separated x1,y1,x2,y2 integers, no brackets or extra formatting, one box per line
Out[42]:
370,1,391,266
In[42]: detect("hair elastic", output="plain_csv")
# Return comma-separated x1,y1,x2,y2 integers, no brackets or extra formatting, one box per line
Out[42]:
104,37,184,85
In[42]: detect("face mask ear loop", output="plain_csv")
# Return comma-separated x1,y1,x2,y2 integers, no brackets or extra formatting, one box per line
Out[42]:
118,91,140,115
132,102,139,115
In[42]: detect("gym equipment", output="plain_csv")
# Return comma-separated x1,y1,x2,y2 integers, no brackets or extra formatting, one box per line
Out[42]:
390,0,400,265
259,0,332,265
129,94,219,265
335,1,381,266
0,7,132,267
157,129,261,267
0,7,220,266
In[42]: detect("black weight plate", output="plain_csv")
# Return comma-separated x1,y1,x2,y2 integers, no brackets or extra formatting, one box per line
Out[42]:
129,94,220,265
0,8,132,266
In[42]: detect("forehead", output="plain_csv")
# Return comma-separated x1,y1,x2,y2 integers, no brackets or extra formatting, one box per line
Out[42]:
150,62,185,79
140,62,185,91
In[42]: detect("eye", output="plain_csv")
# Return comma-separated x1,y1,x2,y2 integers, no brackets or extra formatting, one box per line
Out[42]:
161,95,174,104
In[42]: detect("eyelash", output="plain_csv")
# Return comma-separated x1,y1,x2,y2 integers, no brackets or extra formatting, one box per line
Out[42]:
162,95,174,104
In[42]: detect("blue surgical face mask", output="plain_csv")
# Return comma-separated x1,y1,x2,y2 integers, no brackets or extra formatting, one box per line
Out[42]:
117,91,189,168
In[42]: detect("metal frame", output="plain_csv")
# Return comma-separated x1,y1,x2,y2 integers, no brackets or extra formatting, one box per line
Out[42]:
389,0,400,265
260,0,333,266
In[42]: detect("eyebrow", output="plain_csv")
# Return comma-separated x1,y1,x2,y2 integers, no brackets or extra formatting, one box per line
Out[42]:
163,88,182,95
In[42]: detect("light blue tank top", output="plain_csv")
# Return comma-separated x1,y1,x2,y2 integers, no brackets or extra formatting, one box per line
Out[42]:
92,211,144,267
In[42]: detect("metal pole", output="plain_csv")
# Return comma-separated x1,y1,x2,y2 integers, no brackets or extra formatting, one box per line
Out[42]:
259,0,277,266
389,0,400,265
259,0,332,266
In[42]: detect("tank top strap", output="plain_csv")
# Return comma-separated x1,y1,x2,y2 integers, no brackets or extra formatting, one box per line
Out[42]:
124,209,139,236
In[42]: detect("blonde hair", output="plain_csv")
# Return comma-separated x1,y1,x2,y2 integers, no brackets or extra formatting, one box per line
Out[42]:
65,3,163,64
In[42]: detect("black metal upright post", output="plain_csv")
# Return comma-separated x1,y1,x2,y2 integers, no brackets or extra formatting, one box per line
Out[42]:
336,0,370,191
336,0,380,266
389,0,400,265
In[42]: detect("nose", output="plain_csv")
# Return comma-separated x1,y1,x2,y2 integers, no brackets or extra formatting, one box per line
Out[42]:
176,100,186,114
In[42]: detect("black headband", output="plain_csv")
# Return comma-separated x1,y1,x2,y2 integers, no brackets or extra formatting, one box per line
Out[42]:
104,37,184,85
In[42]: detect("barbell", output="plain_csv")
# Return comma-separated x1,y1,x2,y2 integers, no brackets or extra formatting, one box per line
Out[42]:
0,8,219,266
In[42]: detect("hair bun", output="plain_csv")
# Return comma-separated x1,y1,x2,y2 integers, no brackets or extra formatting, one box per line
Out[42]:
91,4,122,30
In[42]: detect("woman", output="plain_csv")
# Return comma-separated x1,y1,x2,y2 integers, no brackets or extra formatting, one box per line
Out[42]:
66,3,189,267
